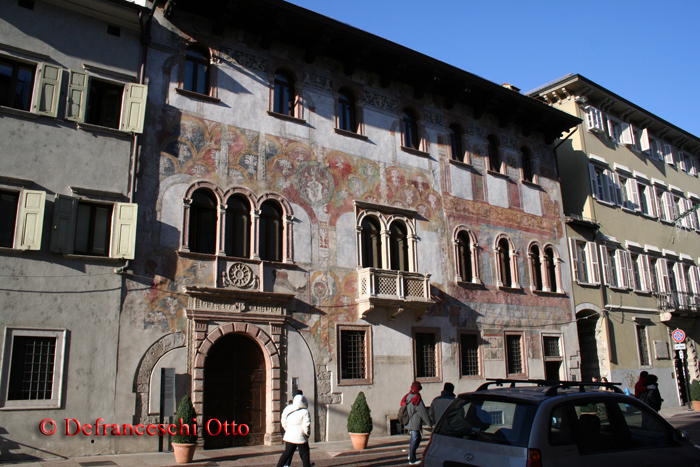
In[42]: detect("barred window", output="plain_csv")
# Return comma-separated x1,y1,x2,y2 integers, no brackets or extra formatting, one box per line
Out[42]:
8,336,56,401
1,329,66,409
506,334,525,376
338,326,372,385
413,328,441,383
460,333,480,377
543,336,560,358
636,323,650,367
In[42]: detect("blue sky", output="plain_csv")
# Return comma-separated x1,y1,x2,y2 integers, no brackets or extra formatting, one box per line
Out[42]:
287,0,700,137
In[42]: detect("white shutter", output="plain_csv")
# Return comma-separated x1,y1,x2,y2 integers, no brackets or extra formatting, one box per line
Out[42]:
659,192,670,221
675,263,687,293
656,141,665,161
691,266,700,294
50,194,77,254
691,157,699,176
625,251,635,289
120,83,148,134
599,245,611,285
638,255,648,292
14,189,46,250
649,188,659,218
615,250,627,288
588,164,600,199
569,238,580,282
639,128,651,153
621,122,634,145
586,107,604,133
64,69,89,123
627,179,640,211
588,242,600,285
679,152,687,172
612,173,626,206
657,259,670,293
111,203,138,259
34,63,62,117
643,255,654,292
664,144,675,165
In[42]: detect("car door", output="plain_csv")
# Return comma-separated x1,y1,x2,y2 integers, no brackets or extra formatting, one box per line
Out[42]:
541,402,583,467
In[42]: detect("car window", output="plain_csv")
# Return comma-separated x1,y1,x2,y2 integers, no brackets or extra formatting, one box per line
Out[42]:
549,404,574,446
616,402,673,448
571,400,624,454
435,396,537,447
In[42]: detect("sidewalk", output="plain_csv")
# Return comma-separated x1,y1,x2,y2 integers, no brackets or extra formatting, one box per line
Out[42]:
659,404,700,418
8,435,413,467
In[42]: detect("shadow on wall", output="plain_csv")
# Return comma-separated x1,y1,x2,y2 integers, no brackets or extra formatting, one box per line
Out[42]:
0,427,65,462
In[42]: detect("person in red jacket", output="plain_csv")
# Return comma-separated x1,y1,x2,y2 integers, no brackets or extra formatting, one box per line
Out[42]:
634,371,648,398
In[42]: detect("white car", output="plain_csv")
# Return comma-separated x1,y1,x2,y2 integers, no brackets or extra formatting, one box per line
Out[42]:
422,379,700,467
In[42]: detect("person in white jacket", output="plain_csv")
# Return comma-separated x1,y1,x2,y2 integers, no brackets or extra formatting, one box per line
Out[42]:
276,394,312,467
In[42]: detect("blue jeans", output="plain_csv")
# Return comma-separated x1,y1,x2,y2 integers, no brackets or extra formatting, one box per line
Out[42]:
409,430,422,463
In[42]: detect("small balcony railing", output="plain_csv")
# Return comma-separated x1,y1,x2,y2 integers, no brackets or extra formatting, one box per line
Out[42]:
356,268,433,319
657,292,700,313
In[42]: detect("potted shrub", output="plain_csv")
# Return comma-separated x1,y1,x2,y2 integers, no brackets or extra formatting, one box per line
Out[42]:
690,380,700,411
171,395,198,463
347,391,373,450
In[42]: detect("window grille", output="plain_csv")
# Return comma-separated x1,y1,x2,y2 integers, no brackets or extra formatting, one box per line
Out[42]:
415,332,437,378
543,336,560,358
637,325,650,366
460,334,479,376
340,330,366,380
506,335,523,375
8,336,56,401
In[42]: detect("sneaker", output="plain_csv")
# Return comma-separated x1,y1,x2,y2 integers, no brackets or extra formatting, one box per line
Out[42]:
409,461,421,465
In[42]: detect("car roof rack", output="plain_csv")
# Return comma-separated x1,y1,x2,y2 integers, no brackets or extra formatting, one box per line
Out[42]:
476,378,625,396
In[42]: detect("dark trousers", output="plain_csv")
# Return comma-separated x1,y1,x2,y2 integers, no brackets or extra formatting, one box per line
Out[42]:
409,430,422,463
276,441,311,467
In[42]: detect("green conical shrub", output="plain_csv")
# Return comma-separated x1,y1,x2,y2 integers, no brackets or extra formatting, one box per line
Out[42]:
690,380,700,402
171,395,198,444
347,391,373,434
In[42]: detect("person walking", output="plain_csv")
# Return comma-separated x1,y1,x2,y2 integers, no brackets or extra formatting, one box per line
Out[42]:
429,382,456,425
642,374,664,412
401,381,432,465
276,394,312,467
634,371,649,398
283,390,313,467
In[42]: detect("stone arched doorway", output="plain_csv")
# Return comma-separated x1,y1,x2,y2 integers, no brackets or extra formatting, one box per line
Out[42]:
576,308,604,381
203,333,266,448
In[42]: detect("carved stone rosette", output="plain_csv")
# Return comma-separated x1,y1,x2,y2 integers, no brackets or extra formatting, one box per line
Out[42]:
222,261,257,289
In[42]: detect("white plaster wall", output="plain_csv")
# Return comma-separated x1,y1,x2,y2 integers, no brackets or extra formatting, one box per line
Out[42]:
486,174,509,208
521,184,542,216
292,203,311,264
417,223,443,284
335,212,357,269
450,165,473,200
160,183,188,248
286,326,317,441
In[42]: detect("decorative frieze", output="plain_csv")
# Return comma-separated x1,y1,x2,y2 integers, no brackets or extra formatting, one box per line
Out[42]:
303,71,333,92
364,90,398,113
219,46,268,72
424,110,444,126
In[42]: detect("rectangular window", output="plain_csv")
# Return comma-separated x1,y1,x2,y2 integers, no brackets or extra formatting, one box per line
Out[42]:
585,106,604,133
0,57,35,111
505,333,525,377
638,183,655,217
0,190,20,247
631,253,642,291
542,335,562,381
600,246,619,288
607,117,621,144
337,325,372,385
636,323,651,367
1,328,67,409
74,202,113,256
459,333,480,377
0,188,46,250
413,328,441,383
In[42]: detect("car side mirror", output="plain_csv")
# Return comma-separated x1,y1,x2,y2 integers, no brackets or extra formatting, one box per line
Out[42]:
674,429,689,442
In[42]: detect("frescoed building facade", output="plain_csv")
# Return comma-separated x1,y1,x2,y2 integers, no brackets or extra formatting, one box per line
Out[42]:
529,74,700,408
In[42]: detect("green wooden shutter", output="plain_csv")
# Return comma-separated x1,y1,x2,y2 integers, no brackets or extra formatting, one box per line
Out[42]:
50,194,77,254
14,190,46,250
120,83,148,133
65,70,89,122
111,202,138,259
35,63,63,117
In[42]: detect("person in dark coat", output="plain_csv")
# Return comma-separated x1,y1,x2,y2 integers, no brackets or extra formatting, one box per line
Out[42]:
634,371,648,398
401,381,432,465
429,382,456,425
643,374,663,412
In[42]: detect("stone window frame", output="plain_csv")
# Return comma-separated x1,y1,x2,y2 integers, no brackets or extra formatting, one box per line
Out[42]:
175,39,220,102
520,145,539,185
336,324,373,386
452,226,481,286
494,233,520,289
412,327,442,384
458,330,483,380
267,63,305,123
504,330,528,378
355,205,418,273
527,241,562,293
333,80,366,139
180,181,294,264
0,328,67,410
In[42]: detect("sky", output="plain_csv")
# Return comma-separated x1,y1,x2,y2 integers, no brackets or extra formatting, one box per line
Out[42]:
286,0,700,137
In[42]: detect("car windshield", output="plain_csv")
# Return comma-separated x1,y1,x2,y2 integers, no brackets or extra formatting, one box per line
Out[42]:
434,396,538,447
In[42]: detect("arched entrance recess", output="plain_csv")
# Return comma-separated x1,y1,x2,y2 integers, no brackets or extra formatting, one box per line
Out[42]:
193,322,282,447
576,305,607,381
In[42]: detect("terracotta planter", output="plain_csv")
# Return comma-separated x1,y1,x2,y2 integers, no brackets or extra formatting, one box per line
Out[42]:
172,443,197,463
692,401,700,411
349,432,370,450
